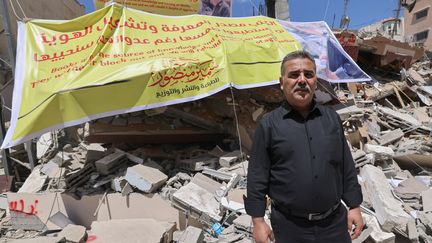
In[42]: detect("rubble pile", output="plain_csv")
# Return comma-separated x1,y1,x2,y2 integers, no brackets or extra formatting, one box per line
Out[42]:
1,61,432,243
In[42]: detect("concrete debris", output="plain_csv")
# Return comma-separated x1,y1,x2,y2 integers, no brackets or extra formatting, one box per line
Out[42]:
172,174,223,222
84,143,106,162
378,128,404,146
362,213,396,243
3,54,432,242
352,227,373,243
394,177,429,200
421,189,432,212
95,151,128,175
89,218,175,243
364,144,394,161
124,164,168,193
219,150,243,168
17,165,47,193
48,211,74,228
360,165,411,232
57,224,87,243
40,161,63,179
177,226,204,243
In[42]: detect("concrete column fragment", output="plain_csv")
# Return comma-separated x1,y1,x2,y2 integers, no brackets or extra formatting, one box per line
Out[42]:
360,165,411,232
125,164,168,193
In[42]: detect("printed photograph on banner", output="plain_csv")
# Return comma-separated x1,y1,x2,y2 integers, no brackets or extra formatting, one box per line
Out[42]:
199,0,231,17
94,0,199,16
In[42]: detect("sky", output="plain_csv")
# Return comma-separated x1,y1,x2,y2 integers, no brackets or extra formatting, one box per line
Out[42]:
78,0,403,30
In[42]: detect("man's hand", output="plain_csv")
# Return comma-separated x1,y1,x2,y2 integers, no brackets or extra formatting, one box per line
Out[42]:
252,217,274,243
347,207,364,240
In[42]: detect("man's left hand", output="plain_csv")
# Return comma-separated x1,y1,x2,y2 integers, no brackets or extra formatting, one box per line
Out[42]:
347,207,363,240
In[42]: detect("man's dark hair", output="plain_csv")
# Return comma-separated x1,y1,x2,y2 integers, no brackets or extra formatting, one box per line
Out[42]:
280,50,316,76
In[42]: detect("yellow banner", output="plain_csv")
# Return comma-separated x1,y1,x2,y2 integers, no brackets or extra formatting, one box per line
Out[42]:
94,0,200,16
3,4,300,148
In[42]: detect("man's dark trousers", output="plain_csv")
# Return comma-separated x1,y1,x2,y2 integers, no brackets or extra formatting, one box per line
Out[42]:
270,205,351,243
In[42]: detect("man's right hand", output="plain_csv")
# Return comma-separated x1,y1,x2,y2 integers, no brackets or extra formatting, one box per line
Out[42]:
252,217,275,243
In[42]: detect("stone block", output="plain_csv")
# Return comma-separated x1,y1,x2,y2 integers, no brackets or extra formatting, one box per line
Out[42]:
125,164,167,193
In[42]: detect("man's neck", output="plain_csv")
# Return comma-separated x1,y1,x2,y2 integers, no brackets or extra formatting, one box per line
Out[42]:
290,103,312,119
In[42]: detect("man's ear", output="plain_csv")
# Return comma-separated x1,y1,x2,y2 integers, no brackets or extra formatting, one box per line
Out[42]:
279,77,284,90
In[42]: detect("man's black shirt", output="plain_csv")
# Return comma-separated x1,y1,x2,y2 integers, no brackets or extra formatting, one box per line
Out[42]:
244,101,362,217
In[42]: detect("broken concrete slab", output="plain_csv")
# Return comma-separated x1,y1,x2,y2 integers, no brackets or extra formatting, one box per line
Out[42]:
57,224,87,243
110,176,127,192
219,150,242,168
352,227,373,243
62,192,179,229
7,192,67,231
65,163,95,189
50,152,73,167
421,189,432,212
84,143,106,162
360,165,411,232
218,160,249,177
94,152,128,175
176,157,218,172
7,192,179,230
406,219,419,242
233,214,252,233
336,105,364,121
36,133,53,160
124,164,167,193
89,218,175,243
177,226,204,243
49,211,74,228
362,213,396,243
40,161,63,179
394,177,429,199
172,174,222,222
408,68,426,85
364,144,394,161
8,236,64,243
18,165,47,193
378,129,404,146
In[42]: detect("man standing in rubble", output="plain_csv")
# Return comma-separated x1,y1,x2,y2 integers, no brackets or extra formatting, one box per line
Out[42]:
244,50,363,242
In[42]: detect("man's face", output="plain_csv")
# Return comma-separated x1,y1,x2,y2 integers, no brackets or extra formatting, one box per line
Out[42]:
279,58,317,109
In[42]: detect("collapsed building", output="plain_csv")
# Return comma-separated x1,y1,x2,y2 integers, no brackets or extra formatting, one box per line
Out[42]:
0,54,431,242
0,1,431,243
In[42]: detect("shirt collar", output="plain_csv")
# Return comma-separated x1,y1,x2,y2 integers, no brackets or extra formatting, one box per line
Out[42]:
281,100,321,118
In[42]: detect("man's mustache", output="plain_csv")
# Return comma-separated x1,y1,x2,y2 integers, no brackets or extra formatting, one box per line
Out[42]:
293,82,311,92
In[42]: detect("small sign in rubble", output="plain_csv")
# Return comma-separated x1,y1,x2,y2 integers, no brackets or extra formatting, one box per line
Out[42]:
1,58,432,242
